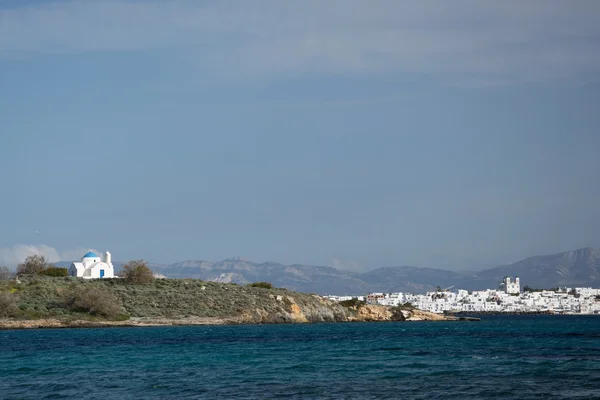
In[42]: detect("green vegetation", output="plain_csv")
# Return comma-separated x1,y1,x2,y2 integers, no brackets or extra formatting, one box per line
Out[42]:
247,282,273,289
1,258,157,321
67,287,124,319
339,298,365,308
390,306,407,321
0,292,18,317
0,275,347,323
39,267,69,277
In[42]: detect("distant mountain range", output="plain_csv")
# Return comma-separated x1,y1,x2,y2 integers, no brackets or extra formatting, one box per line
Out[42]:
56,247,600,295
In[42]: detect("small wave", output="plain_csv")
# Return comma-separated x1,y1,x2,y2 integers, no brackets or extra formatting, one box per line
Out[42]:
403,362,430,369
15,367,36,373
411,350,433,356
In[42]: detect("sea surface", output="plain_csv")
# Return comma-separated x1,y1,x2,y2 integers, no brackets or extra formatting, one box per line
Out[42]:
1,315,600,399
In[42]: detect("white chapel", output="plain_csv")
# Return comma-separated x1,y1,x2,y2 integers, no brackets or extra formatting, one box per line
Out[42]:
69,250,115,279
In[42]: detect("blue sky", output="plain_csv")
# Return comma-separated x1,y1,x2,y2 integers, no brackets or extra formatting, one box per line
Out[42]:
1,0,599,270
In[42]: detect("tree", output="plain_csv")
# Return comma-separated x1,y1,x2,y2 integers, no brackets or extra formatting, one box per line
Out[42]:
248,282,273,289
339,298,365,308
0,266,13,281
16,255,49,275
120,260,155,285
390,306,407,321
39,267,69,277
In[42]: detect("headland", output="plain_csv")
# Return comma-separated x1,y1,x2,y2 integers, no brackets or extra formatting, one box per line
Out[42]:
0,276,467,330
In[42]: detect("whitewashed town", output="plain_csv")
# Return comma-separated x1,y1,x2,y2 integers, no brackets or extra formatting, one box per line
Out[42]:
324,277,600,314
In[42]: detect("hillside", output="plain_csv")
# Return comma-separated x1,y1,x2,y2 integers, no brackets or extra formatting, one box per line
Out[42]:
52,247,600,294
148,260,455,294
0,276,345,324
0,276,449,329
360,266,473,293
475,247,600,289
152,259,371,295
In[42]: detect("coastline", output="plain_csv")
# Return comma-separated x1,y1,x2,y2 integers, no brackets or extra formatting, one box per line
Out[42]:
0,307,476,331
0,276,478,331
0,316,229,330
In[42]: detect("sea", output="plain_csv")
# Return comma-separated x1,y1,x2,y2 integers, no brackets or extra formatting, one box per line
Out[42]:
1,315,600,399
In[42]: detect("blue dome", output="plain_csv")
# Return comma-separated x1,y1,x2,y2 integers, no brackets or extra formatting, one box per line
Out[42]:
83,251,98,258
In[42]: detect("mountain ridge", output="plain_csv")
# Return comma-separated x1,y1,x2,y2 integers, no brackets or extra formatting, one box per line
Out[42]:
54,247,600,295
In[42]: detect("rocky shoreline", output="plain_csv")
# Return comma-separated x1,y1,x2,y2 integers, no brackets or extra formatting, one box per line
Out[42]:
0,305,476,330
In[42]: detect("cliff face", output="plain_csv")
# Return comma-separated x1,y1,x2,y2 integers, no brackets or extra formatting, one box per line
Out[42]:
230,294,349,324
345,304,447,322
348,304,393,321
230,301,449,325
0,276,450,329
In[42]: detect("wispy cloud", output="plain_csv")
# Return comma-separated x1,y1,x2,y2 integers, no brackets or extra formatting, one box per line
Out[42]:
0,245,97,267
1,0,599,84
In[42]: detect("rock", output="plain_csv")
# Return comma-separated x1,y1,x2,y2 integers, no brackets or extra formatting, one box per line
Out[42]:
287,301,309,323
350,305,392,321
405,309,448,321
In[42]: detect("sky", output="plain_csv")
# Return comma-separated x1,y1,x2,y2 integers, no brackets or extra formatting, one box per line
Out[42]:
1,0,600,271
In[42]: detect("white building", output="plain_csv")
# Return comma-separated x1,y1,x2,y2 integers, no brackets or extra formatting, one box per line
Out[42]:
503,276,520,294
343,283,600,315
69,251,115,279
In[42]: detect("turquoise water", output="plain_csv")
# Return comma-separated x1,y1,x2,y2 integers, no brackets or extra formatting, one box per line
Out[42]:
1,316,600,399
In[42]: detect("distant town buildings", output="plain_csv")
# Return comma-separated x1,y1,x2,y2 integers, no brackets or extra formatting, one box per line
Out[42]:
69,251,115,279
324,281,600,314
367,293,386,304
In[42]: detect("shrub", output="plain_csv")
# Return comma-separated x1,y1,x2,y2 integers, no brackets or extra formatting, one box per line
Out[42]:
390,306,406,321
0,266,12,281
0,292,19,317
339,298,365,308
248,282,273,289
67,287,123,319
112,313,131,321
17,255,48,275
39,267,69,277
120,260,155,285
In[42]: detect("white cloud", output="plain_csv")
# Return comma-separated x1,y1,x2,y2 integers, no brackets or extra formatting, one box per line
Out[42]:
1,0,599,84
0,245,97,267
